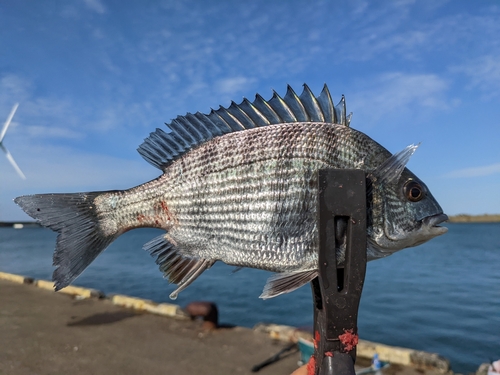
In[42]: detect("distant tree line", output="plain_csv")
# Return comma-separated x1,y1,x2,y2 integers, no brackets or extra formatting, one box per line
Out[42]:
448,214,500,223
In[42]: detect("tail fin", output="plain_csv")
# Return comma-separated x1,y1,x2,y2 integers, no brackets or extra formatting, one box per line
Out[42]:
14,192,119,290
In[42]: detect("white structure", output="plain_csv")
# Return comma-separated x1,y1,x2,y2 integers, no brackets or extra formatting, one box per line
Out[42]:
1,103,25,179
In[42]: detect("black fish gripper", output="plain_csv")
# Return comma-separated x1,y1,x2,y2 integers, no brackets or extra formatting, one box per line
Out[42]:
311,169,368,375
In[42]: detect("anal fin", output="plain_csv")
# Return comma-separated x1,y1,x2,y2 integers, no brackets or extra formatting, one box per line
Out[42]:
143,235,214,300
260,269,318,299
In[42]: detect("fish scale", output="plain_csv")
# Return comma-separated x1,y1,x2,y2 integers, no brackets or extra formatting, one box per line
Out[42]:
14,84,448,299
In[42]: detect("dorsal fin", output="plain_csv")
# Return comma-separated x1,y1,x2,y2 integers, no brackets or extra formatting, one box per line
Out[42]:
138,84,351,170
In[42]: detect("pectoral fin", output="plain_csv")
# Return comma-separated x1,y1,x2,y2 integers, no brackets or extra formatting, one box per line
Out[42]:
260,269,318,299
370,143,420,185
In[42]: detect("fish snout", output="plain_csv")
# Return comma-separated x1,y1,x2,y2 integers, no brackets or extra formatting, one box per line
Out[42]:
423,213,449,236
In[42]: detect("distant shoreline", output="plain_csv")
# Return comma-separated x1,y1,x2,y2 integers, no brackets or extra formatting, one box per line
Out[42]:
448,214,500,223
0,221,42,228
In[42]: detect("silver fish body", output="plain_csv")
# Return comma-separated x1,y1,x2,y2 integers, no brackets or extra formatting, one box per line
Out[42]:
15,85,448,299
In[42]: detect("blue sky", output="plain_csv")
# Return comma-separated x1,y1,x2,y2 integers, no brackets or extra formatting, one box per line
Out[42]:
1,0,499,221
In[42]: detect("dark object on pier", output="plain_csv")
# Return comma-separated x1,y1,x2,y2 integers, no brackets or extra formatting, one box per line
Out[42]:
184,301,219,330
312,169,367,375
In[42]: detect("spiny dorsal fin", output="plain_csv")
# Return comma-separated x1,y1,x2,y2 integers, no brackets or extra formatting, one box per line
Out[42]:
138,84,352,170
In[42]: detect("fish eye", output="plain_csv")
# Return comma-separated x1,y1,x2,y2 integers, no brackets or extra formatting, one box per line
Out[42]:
404,180,424,202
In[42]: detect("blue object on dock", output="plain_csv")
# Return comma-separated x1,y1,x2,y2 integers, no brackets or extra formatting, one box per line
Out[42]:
298,338,314,364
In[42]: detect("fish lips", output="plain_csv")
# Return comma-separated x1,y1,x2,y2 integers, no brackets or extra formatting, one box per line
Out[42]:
422,213,449,236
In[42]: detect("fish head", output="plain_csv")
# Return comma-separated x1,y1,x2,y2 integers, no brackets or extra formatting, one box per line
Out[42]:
367,145,448,258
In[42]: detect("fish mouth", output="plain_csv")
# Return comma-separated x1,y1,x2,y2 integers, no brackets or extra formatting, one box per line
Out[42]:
423,213,449,235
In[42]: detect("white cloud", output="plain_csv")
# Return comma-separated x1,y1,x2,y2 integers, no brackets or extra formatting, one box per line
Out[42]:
381,73,448,108
351,1,369,16
82,0,106,14
0,74,79,133
135,3,318,95
216,77,256,96
24,126,83,140
0,73,159,143
60,0,106,18
334,3,500,63
444,163,500,178
0,75,32,109
350,72,452,125
451,54,500,98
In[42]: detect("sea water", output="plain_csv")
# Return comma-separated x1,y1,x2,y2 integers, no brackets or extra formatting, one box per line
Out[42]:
1,223,499,373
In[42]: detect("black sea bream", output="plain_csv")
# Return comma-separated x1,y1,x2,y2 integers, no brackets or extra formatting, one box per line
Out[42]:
15,85,448,299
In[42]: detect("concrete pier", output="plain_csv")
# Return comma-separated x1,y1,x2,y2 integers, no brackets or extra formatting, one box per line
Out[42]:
0,274,451,375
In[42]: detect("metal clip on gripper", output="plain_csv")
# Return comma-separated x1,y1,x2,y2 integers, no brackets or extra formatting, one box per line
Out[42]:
312,169,367,375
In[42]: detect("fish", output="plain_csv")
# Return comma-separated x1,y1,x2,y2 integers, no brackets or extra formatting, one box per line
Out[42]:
14,84,448,300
